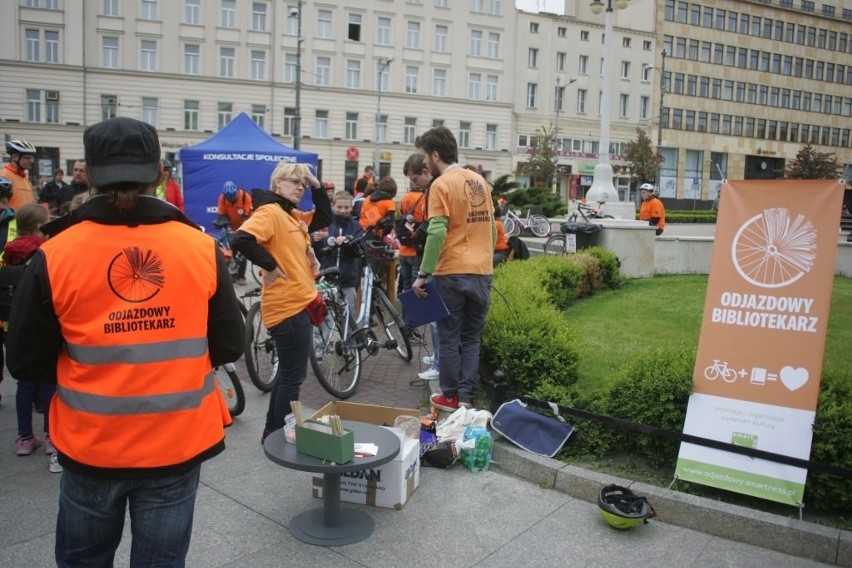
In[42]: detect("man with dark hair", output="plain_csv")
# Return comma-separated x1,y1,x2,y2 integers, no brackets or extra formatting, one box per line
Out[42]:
7,116,244,567
351,164,374,196
55,159,89,213
38,168,67,213
413,126,495,410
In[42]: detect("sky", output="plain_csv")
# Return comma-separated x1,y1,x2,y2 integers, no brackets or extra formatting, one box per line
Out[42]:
515,0,565,14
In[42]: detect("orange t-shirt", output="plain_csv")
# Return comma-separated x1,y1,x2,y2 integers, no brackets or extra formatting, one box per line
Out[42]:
217,189,253,230
639,197,666,232
1,165,35,212
397,190,427,258
239,203,317,327
494,219,509,252
428,167,494,276
359,195,397,232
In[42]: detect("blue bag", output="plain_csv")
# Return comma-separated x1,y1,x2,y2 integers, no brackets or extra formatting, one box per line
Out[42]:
491,399,574,458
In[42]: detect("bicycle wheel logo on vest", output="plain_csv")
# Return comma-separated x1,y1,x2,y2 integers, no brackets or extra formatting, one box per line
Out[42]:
464,178,487,207
108,246,165,302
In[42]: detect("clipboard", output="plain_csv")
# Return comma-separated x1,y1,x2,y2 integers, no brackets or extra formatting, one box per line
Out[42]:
398,280,450,328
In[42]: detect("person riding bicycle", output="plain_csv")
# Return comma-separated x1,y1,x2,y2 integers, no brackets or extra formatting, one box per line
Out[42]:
639,183,666,236
216,181,253,283
1,139,37,212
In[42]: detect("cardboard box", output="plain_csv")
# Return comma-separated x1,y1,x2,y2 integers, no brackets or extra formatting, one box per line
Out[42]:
310,401,421,509
312,437,420,510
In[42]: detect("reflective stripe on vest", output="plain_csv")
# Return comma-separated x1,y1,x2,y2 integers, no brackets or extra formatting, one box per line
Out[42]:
66,337,208,364
57,372,215,415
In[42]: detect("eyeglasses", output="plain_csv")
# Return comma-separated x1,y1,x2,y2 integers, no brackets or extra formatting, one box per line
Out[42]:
280,177,305,187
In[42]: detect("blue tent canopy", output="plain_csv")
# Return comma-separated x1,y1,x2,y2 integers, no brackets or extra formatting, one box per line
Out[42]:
179,112,318,231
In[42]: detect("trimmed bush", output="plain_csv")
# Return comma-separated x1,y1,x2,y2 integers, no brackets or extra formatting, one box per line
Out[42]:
806,371,852,511
582,246,623,289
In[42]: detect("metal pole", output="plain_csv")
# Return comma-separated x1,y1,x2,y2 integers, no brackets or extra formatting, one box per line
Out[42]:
374,59,391,181
293,0,303,150
553,76,561,193
657,48,666,148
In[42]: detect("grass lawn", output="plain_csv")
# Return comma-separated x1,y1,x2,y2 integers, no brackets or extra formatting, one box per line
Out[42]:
567,274,852,392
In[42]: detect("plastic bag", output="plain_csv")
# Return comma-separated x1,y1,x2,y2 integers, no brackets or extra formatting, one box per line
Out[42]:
457,425,492,472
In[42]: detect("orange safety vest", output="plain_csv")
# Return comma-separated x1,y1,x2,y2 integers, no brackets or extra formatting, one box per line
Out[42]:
41,220,231,470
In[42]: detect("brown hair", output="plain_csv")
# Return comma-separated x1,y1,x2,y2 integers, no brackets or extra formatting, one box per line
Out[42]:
332,191,353,205
377,176,397,198
15,203,49,235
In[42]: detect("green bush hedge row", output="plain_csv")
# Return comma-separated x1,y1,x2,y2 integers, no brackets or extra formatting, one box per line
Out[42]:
482,255,852,513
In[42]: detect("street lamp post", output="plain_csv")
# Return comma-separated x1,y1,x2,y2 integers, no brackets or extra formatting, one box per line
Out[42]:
585,0,630,204
374,58,392,181
553,76,576,196
657,48,667,147
293,0,303,150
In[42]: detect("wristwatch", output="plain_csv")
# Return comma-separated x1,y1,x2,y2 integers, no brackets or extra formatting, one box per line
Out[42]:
418,272,430,278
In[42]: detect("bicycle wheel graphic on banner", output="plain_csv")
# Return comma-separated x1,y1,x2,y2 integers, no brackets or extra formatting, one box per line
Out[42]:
731,208,817,289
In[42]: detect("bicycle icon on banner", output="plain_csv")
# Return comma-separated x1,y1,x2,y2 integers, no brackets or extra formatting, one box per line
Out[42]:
703,359,738,383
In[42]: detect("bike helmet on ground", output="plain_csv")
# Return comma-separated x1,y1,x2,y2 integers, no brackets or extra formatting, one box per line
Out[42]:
597,484,656,529
6,139,36,156
0,178,12,200
222,181,238,202
639,183,655,192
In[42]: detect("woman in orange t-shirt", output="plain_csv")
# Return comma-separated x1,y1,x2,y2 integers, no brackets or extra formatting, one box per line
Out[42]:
231,163,332,442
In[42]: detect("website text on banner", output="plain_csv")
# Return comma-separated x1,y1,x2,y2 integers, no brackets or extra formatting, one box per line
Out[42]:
675,179,845,506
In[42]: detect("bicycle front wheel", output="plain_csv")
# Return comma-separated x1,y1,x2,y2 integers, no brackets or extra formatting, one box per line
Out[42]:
372,288,412,362
214,363,245,417
543,235,567,255
502,217,516,237
244,302,277,392
529,215,552,237
311,300,362,398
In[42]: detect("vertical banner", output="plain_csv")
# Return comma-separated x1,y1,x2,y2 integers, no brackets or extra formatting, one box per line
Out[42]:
675,180,844,505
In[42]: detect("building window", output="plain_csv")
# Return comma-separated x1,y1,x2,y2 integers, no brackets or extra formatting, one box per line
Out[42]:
577,89,587,113
25,29,39,62
579,55,588,74
218,102,232,129
530,22,539,33
580,30,589,41
315,110,328,138
558,27,567,38
348,13,362,42
468,73,481,100
377,114,388,143
377,17,391,45
405,66,419,93
619,94,629,118
434,25,448,52
316,57,330,86
102,36,118,68
346,60,361,89
489,0,501,15
528,48,538,68
283,107,295,136
220,47,235,78
221,0,236,28
436,0,448,6
252,104,266,128
141,0,157,20
284,54,297,84
102,94,118,121
487,32,500,58
184,0,200,25
623,37,631,48
44,31,59,63
184,44,200,75
639,95,649,119
472,0,484,13
252,3,267,31
102,0,119,17
486,124,497,150
469,30,482,56
526,83,537,108
317,10,332,39
620,61,630,79
251,50,266,81
26,89,41,122
485,75,498,101
44,92,59,123
378,63,390,92
433,68,447,96
345,112,358,140
142,97,158,126
140,40,157,72
556,52,566,72
404,117,416,144
459,121,471,148
183,100,198,130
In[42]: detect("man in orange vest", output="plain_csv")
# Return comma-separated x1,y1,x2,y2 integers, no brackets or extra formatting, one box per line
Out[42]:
6,117,245,567
1,139,37,211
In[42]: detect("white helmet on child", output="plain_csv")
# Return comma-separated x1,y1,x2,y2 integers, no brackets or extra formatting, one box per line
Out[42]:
639,183,655,192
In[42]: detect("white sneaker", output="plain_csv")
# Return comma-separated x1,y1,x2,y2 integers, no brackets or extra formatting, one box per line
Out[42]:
422,355,435,366
49,454,63,473
417,368,440,381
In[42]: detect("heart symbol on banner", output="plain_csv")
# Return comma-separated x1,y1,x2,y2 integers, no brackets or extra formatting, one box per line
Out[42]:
779,366,809,391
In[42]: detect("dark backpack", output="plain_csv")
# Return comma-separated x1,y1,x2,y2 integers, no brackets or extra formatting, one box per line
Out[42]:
394,192,425,247
0,264,28,321
507,236,530,261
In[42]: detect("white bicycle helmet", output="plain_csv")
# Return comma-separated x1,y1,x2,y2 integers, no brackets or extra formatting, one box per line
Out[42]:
6,139,36,156
639,183,655,191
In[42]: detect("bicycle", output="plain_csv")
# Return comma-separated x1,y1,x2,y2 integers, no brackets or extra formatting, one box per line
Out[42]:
567,200,614,223
241,287,278,393
211,221,262,286
703,359,738,383
213,362,245,417
501,208,551,238
310,229,413,398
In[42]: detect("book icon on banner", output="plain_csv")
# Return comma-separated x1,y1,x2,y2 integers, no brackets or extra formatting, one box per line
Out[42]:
398,280,449,328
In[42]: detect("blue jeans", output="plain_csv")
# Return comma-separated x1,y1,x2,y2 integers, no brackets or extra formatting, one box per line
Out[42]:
267,310,312,432
398,255,420,292
435,274,492,402
56,465,201,567
16,381,56,437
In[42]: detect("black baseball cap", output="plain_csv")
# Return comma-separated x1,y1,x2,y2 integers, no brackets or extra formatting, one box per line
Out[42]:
84,117,161,187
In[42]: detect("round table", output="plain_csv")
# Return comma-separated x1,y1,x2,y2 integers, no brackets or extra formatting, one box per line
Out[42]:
263,420,401,546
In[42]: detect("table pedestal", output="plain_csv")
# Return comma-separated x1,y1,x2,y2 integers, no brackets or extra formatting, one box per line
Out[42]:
288,472,375,546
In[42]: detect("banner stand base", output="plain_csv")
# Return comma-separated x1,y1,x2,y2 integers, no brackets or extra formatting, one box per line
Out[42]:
666,473,680,491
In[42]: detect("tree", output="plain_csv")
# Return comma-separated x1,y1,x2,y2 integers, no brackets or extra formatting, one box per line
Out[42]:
525,124,557,188
784,144,840,180
623,128,664,190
